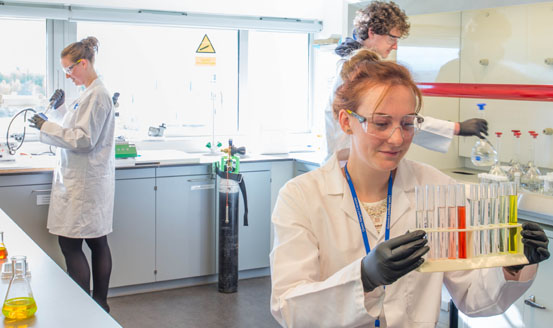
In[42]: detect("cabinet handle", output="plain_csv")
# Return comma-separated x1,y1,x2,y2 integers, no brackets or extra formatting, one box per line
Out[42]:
187,178,214,182
31,189,52,193
524,295,546,309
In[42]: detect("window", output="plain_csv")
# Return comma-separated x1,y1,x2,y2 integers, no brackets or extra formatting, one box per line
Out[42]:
77,22,238,139
0,18,46,140
247,31,310,133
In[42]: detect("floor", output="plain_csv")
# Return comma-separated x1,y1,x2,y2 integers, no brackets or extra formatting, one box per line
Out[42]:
109,276,280,328
109,276,450,328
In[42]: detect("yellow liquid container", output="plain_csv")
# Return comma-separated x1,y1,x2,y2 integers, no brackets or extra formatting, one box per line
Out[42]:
2,256,36,320
0,231,8,260
2,297,37,320
508,186,518,253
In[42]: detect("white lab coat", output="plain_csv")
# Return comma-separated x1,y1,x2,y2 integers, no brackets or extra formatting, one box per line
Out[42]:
324,59,454,160
40,78,115,238
270,150,537,328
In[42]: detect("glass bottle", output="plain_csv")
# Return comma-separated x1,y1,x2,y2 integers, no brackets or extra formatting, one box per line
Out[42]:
2,256,37,320
521,131,542,192
0,232,8,260
471,104,498,166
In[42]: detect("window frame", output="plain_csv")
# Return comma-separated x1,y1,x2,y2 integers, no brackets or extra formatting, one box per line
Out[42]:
2,3,320,141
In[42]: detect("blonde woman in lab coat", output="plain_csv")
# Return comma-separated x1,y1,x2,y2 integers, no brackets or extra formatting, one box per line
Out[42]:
325,1,488,159
29,36,115,312
270,49,549,327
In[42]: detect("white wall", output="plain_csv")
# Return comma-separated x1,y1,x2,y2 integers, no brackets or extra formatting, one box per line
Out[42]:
349,0,553,15
6,0,324,20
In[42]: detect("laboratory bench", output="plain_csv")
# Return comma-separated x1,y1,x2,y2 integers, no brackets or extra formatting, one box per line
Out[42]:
0,209,121,328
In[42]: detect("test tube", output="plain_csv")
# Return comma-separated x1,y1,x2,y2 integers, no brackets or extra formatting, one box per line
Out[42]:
425,185,436,259
437,185,448,259
415,186,425,230
498,183,508,253
489,184,498,254
468,184,480,257
456,184,467,259
479,184,489,256
447,184,457,259
508,182,518,253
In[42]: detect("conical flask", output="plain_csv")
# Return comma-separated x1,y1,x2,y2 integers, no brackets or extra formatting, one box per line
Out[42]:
508,131,524,180
521,131,541,192
0,231,8,260
2,256,37,320
489,132,507,176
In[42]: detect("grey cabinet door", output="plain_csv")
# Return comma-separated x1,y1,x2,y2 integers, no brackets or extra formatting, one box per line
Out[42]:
109,177,156,287
522,226,553,328
0,183,64,265
156,175,216,281
237,170,271,270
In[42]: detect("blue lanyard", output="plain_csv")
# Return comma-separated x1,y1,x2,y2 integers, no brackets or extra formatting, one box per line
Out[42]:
344,163,393,328
344,163,393,253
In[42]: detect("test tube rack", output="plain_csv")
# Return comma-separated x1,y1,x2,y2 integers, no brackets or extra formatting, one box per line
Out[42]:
415,182,528,273
417,224,527,272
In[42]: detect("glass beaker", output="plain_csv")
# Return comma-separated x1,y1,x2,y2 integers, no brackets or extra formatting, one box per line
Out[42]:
0,232,8,260
521,131,542,192
489,132,507,176
2,256,37,320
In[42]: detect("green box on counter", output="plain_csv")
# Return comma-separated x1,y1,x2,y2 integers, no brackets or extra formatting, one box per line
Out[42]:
115,144,138,158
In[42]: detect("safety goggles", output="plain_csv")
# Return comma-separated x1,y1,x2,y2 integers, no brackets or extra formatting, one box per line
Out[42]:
384,33,401,45
62,59,82,75
346,109,424,140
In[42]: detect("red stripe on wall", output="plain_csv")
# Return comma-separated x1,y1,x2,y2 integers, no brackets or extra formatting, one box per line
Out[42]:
417,83,553,102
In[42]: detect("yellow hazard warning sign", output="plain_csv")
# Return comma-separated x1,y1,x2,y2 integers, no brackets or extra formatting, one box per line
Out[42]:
196,34,216,54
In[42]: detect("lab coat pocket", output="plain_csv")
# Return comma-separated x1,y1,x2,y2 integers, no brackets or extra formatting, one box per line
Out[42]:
405,270,442,324
58,167,84,200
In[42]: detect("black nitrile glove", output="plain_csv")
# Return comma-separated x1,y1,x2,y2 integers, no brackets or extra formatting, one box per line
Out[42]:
459,118,488,138
28,114,46,130
49,89,65,109
506,222,550,272
361,230,429,292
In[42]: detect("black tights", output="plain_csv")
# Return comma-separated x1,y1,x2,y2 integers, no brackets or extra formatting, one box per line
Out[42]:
58,235,112,312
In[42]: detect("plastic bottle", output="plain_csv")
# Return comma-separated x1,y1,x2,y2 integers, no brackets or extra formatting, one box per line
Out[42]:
471,104,498,166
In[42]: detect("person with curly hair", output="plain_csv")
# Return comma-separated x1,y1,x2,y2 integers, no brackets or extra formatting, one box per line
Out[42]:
325,1,488,160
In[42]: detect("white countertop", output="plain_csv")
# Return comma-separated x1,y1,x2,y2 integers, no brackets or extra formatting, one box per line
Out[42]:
0,150,322,174
0,209,122,327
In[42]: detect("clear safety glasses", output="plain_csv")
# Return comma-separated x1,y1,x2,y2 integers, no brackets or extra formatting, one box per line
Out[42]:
384,33,401,45
346,109,424,140
62,59,82,75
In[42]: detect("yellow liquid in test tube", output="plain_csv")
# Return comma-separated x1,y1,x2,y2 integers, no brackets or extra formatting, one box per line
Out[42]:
508,195,518,253
2,297,37,320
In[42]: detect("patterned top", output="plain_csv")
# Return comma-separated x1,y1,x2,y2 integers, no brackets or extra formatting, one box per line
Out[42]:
361,199,387,234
